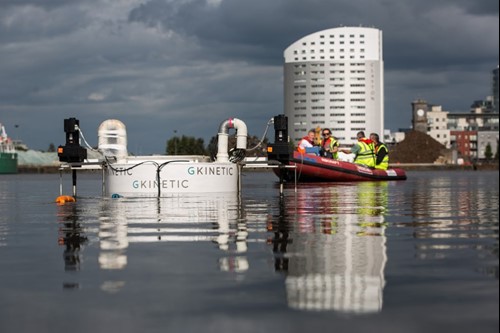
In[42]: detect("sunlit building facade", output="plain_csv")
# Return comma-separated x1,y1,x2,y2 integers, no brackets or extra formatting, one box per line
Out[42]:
284,27,384,146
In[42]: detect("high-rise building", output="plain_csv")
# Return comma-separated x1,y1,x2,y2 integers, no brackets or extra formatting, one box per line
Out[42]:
284,27,384,146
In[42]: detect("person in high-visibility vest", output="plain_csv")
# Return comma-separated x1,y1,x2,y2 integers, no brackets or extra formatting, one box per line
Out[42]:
370,133,389,170
341,131,376,167
320,128,339,159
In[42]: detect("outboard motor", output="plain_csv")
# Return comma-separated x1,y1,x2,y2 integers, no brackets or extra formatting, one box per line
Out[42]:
58,118,87,163
267,115,291,164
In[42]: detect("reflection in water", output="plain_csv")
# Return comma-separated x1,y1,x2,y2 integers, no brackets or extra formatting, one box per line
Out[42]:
57,203,88,272
57,203,89,290
99,200,129,270
0,181,11,247
96,195,249,273
55,195,251,293
270,182,388,314
403,174,499,278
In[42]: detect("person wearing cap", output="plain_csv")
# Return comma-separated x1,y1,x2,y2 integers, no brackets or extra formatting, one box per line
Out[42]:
370,133,389,170
320,128,339,159
340,131,376,167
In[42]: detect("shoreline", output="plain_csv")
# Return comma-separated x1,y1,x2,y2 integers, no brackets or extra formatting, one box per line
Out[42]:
14,162,499,174
391,163,498,171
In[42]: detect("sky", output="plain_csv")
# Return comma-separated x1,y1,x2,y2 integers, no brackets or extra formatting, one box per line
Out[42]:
0,0,498,154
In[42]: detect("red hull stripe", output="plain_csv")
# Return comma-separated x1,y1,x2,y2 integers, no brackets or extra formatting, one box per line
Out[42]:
288,152,407,181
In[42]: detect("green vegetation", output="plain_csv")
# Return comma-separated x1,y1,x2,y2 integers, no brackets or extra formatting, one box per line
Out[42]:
47,143,56,152
166,136,207,155
166,134,268,158
484,143,493,160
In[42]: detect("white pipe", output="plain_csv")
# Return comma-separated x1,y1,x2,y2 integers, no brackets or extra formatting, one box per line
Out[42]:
216,118,248,163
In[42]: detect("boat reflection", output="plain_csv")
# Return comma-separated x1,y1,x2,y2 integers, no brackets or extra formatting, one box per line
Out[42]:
269,182,388,314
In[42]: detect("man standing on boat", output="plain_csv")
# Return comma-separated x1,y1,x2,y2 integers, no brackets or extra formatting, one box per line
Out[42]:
320,129,339,159
370,133,389,170
341,131,376,168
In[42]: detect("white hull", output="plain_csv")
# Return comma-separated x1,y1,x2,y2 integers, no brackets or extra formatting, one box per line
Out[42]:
104,156,239,197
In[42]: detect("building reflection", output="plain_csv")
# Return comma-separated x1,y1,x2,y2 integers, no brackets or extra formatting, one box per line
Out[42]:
269,182,388,313
407,175,499,278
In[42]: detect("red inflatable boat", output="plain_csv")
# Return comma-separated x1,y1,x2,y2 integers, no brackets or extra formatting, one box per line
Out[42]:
275,151,407,182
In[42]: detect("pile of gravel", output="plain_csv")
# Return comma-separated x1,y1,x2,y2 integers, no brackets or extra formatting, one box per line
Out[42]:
389,131,448,163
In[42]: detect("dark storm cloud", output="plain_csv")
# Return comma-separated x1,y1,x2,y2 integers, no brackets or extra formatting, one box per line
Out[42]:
129,0,498,68
0,0,86,9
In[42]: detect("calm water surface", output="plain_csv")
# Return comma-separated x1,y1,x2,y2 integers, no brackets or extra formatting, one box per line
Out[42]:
0,171,498,333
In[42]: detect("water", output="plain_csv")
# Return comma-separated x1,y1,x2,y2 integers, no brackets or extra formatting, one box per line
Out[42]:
0,171,498,333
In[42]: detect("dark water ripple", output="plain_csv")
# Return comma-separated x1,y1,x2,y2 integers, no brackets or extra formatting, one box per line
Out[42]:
0,171,498,333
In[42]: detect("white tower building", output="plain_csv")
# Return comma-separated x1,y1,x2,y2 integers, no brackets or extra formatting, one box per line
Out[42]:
284,27,384,146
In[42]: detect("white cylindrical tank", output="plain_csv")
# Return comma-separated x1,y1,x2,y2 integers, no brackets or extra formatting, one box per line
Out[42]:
98,119,128,162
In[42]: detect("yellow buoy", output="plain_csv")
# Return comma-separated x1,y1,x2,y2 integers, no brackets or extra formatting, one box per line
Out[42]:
55,195,76,204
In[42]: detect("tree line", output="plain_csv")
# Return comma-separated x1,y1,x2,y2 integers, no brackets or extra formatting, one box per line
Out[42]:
165,134,268,158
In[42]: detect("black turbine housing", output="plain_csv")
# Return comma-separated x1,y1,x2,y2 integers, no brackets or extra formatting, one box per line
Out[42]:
267,115,291,164
58,118,87,163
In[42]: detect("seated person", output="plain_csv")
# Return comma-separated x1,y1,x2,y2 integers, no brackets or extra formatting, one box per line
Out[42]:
320,129,339,159
370,133,389,170
340,131,376,167
298,129,320,155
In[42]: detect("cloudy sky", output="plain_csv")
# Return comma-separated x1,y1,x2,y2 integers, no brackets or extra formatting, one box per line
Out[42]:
1,0,498,154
